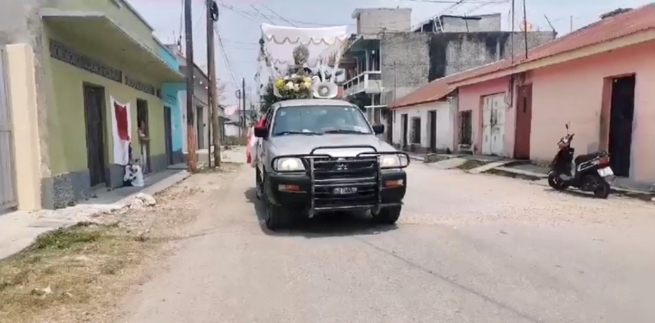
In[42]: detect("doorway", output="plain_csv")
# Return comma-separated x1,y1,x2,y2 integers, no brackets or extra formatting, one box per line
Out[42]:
428,110,437,152
136,99,151,174
514,84,533,159
481,94,506,156
401,114,408,149
196,106,205,150
82,84,107,187
164,106,173,165
608,75,635,177
386,111,393,143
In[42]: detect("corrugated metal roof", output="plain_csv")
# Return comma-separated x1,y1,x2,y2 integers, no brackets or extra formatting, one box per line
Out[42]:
388,75,455,109
390,3,655,108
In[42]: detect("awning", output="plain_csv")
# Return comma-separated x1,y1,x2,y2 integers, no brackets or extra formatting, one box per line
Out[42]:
40,9,184,83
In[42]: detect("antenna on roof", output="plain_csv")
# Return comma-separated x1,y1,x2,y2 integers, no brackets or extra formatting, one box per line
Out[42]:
543,14,556,34
521,0,528,59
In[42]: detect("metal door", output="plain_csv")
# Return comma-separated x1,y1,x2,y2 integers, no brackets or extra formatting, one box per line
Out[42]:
481,94,506,156
0,47,17,212
83,84,107,186
514,84,533,159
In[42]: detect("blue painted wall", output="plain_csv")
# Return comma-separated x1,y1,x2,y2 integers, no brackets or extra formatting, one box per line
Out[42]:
158,46,179,71
157,44,185,163
161,83,185,152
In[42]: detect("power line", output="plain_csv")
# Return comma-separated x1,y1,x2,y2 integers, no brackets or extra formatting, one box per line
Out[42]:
220,3,352,27
262,5,296,26
405,0,507,3
215,24,239,90
250,5,275,24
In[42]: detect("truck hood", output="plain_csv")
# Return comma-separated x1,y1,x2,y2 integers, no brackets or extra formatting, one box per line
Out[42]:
268,134,397,157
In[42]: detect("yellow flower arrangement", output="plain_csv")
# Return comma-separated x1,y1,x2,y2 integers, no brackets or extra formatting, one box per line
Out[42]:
273,74,312,99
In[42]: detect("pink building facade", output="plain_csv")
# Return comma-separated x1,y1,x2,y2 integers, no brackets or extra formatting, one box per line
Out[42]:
454,39,655,185
528,40,655,183
455,76,516,157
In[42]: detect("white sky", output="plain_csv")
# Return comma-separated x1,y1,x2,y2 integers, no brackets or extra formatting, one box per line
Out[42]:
129,0,651,105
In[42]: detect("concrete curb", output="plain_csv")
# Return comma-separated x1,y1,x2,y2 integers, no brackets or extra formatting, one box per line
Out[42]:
0,170,191,261
486,166,547,180
484,167,655,201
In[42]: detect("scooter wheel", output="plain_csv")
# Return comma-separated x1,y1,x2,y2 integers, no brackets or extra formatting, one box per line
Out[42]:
548,173,565,190
593,178,611,199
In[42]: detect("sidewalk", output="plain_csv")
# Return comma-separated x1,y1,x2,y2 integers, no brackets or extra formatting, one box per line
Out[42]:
482,161,655,197
0,169,190,260
406,149,655,197
0,146,247,261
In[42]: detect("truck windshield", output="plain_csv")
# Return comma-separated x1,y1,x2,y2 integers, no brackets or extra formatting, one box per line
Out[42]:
271,105,372,136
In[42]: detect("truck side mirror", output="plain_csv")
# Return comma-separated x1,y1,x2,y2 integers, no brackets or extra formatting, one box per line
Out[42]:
372,124,385,134
254,126,268,138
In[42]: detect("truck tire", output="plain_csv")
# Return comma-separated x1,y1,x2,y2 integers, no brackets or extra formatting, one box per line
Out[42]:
261,175,293,231
372,206,402,225
264,203,290,231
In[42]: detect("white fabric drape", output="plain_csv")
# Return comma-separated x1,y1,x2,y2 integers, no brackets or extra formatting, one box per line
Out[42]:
260,23,349,79
110,96,132,165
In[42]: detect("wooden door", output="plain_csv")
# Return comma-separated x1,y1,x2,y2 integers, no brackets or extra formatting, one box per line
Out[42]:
514,84,533,159
196,106,205,150
83,84,106,187
164,106,173,165
428,110,437,152
401,114,408,149
386,111,393,143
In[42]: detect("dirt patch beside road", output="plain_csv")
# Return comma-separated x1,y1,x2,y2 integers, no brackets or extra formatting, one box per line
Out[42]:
0,163,241,323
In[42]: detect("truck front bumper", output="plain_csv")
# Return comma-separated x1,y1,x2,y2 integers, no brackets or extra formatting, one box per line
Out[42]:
266,169,406,214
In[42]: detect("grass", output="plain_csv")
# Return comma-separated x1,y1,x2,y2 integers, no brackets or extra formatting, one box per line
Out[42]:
423,154,451,164
0,223,158,323
485,168,544,181
192,162,242,174
456,159,487,171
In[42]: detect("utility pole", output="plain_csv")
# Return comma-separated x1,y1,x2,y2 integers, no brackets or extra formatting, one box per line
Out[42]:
206,0,221,167
522,0,528,59
241,77,247,133
184,0,196,171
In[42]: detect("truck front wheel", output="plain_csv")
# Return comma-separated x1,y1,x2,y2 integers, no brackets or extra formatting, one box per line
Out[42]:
262,175,293,231
372,206,402,225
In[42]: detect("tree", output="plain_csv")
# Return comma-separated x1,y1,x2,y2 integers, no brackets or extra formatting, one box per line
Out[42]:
260,82,282,114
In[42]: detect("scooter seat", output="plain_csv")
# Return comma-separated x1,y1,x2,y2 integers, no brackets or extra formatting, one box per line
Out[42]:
574,152,600,164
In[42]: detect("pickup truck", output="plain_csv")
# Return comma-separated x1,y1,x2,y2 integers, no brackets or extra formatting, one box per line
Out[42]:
253,99,409,230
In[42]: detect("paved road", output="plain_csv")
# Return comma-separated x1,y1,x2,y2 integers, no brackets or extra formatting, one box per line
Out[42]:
122,162,655,323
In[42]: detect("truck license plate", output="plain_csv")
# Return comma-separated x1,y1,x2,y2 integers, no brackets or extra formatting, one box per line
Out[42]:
598,167,614,177
333,187,357,194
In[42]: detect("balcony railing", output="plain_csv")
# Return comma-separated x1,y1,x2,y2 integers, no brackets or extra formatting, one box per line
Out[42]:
343,71,382,97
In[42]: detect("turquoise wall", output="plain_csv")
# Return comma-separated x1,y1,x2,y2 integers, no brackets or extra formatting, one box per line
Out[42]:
158,46,179,71
157,45,185,154
161,82,185,152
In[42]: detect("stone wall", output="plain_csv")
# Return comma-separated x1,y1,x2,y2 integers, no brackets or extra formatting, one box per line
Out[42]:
355,8,412,35
380,31,556,105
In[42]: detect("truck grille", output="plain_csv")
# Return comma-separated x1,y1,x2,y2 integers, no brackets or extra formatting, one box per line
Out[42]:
310,157,379,209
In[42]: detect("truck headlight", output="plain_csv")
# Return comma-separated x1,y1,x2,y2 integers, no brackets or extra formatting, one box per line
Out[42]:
275,157,305,171
380,154,409,168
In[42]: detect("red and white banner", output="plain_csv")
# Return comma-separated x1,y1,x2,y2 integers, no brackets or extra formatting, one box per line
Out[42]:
110,96,132,165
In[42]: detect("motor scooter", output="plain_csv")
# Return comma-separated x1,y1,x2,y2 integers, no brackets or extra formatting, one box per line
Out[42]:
547,123,614,198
